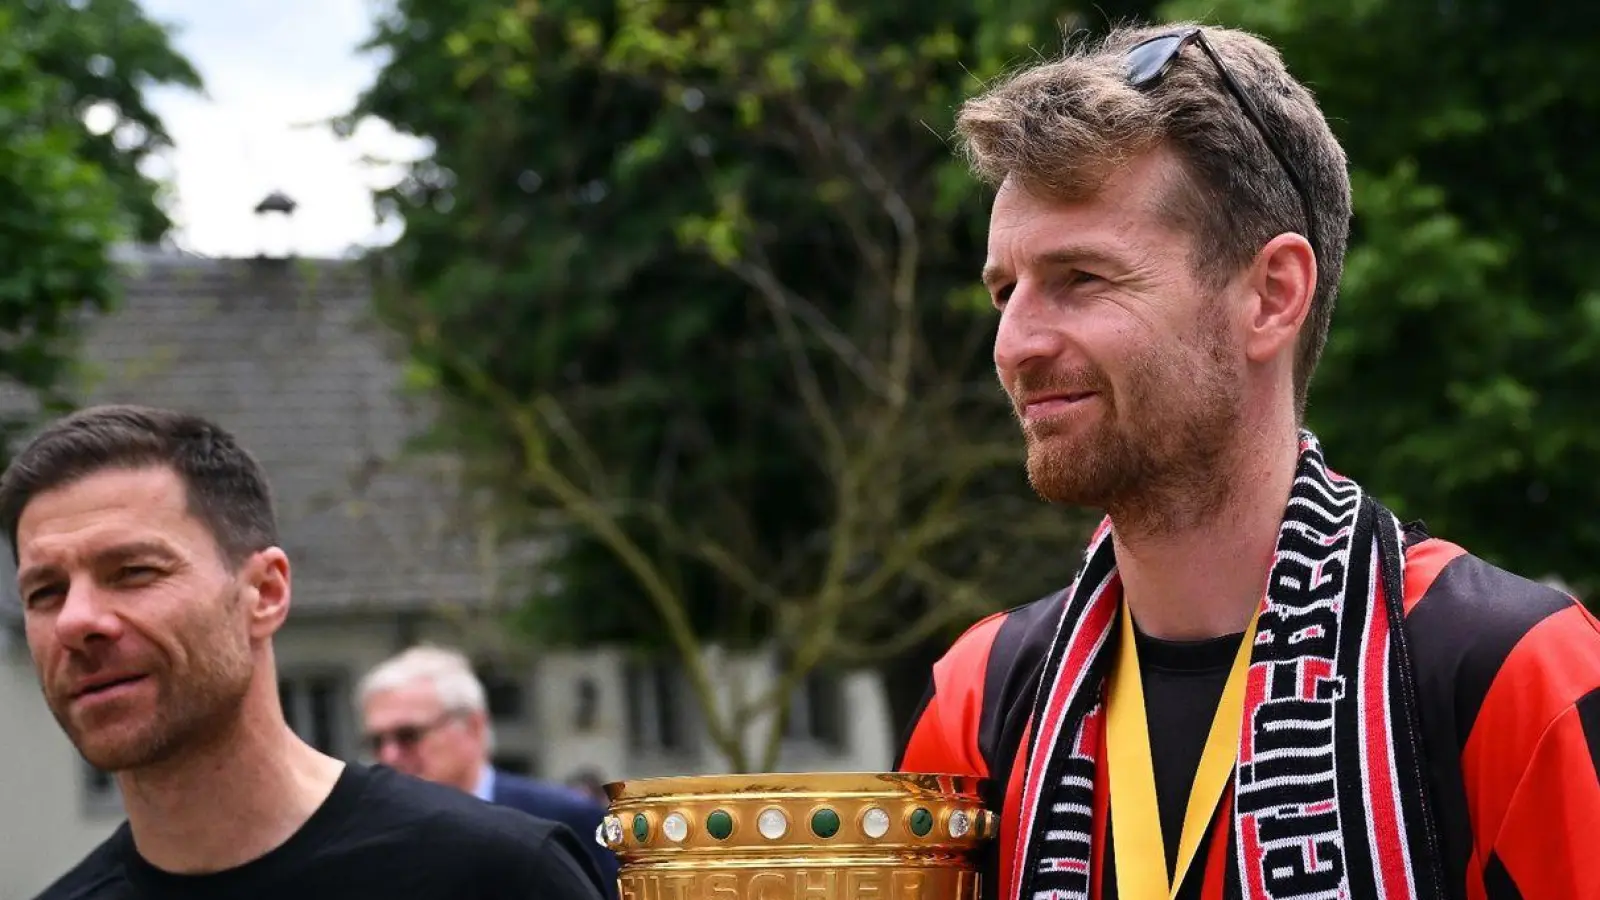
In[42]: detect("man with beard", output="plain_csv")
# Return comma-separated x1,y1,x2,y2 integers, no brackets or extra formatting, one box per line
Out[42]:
2,405,604,900
897,22,1600,900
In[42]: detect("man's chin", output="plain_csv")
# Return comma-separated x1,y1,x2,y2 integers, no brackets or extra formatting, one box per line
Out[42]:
72,733,158,773
1029,479,1095,508
1026,466,1098,509
1025,448,1118,510
59,711,175,773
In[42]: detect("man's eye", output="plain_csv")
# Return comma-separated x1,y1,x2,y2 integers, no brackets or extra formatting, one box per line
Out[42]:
22,586,64,609
116,566,160,583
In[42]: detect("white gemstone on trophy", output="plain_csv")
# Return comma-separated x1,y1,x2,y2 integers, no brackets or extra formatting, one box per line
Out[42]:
603,815,624,845
862,807,891,839
663,812,689,842
949,809,972,838
758,807,789,839
595,823,607,846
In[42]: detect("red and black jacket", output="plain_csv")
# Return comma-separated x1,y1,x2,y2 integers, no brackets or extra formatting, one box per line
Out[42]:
896,525,1600,898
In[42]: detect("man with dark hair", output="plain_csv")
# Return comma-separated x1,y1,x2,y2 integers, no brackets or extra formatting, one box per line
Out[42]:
897,22,1600,900
4,404,604,900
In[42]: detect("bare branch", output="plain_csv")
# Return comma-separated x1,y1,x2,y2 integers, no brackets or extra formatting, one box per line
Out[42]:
634,502,789,611
729,255,890,397
830,566,1007,664
400,301,751,766
787,101,921,412
531,394,611,497
385,17,1074,773
672,174,849,480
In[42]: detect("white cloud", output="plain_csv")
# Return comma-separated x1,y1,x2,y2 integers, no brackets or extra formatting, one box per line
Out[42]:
136,0,426,258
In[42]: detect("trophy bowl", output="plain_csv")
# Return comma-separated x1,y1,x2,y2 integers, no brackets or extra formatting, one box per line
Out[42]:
599,771,994,900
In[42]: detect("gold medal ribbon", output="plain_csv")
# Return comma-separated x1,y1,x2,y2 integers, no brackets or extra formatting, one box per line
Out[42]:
1107,600,1260,899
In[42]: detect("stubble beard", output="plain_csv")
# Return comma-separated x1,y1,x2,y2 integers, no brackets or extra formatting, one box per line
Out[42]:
1019,316,1245,535
49,585,256,774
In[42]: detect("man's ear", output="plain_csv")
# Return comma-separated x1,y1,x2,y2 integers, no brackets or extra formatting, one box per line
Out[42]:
241,547,291,640
1241,232,1317,366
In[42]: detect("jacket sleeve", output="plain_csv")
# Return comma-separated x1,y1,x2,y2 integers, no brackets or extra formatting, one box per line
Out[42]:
522,824,607,900
895,610,1011,778
1462,603,1600,897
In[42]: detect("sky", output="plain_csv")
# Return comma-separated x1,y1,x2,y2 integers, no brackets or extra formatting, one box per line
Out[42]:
137,0,427,258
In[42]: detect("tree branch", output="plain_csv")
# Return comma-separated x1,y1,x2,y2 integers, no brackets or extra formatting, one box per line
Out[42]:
404,303,752,768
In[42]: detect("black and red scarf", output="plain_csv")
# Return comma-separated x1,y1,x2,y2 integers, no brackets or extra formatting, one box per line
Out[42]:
1012,432,1444,899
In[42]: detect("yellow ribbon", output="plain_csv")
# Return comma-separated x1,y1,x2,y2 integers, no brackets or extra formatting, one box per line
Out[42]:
1106,600,1260,899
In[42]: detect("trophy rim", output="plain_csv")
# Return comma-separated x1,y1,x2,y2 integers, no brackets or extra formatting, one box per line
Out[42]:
601,771,986,803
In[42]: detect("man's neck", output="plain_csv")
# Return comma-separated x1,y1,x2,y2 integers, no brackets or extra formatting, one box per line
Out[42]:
117,701,346,875
1110,425,1300,642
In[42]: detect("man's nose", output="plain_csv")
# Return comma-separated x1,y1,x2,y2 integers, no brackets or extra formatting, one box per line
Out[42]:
53,581,123,650
374,737,407,767
993,288,1065,376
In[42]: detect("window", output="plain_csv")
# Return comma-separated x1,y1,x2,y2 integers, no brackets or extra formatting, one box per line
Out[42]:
280,672,349,758
573,677,600,731
475,665,527,721
624,660,695,754
783,670,846,748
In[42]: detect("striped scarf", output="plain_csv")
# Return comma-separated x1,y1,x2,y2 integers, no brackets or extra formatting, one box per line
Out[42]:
1014,432,1444,899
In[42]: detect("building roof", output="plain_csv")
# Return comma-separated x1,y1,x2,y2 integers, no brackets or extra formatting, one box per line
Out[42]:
0,254,526,618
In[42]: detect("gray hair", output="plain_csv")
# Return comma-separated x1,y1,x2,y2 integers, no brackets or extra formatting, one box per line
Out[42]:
357,644,489,716
357,644,496,753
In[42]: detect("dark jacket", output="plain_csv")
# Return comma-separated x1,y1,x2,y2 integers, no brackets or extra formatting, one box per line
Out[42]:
490,769,619,900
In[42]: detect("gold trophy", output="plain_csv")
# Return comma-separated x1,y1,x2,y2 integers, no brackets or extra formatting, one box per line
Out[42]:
599,772,994,900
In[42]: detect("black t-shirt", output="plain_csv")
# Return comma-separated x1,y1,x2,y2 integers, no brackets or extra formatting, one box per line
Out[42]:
1133,626,1241,900
31,763,607,900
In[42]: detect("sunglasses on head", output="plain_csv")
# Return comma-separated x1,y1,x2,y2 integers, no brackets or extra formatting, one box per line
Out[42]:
1122,28,1321,264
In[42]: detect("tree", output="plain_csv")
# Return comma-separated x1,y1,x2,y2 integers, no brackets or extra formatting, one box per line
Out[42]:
351,0,1112,769
0,0,200,453
354,0,1600,773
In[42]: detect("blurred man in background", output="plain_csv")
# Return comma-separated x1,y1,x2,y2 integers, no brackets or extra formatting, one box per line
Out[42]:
358,645,619,898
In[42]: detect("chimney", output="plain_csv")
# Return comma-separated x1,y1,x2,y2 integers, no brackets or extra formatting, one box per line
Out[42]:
253,190,298,260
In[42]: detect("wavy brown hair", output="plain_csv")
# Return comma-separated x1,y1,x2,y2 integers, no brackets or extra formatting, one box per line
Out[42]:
956,22,1352,417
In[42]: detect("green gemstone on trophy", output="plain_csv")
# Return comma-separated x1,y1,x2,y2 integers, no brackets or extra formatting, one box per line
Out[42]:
607,773,992,900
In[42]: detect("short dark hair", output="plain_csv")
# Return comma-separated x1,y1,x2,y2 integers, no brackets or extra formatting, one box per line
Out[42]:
0,404,279,566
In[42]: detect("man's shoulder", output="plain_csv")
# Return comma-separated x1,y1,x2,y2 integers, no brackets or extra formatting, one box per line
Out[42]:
363,764,571,841
1401,532,1600,746
1403,533,1588,657
31,825,133,900
354,766,601,888
926,591,1066,732
492,770,604,820
941,591,1063,664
